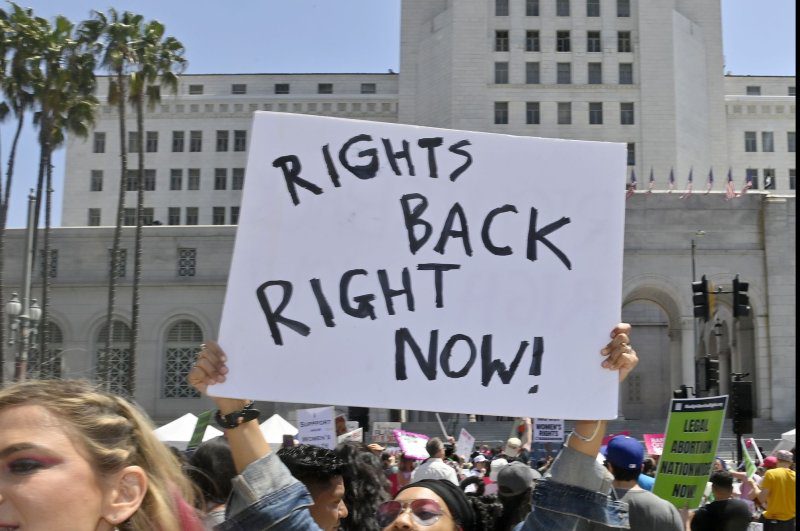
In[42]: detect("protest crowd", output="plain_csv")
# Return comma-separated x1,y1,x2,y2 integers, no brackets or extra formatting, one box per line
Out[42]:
0,322,794,531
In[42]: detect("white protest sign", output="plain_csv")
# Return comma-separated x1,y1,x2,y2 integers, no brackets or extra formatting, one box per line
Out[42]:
337,427,364,444
455,428,476,459
213,112,625,419
533,418,565,443
296,406,336,449
372,422,402,444
393,429,430,460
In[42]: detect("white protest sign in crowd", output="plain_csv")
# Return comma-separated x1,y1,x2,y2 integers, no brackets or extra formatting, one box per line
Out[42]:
213,113,625,419
393,429,430,460
455,428,476,459
533,418,565,443
372,421,402,444
296,406,336,450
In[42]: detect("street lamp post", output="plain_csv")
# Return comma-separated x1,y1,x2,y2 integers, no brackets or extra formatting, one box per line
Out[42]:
690,230,705,394
5,191,40,382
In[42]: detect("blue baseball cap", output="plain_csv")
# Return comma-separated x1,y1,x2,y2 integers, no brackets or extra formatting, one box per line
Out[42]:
603,436,644,470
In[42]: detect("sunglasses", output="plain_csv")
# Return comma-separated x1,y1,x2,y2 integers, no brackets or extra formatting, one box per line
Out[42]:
376,498,446,527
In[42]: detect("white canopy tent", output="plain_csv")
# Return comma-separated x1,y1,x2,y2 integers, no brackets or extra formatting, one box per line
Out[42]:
781,428,795,443
260,413,298,445
154,412,224,450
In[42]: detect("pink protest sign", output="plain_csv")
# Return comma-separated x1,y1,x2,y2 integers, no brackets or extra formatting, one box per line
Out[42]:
393,429,430,460
643,433,665,455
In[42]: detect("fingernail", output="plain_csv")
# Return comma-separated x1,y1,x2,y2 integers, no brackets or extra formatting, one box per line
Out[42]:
220,356,227,362
602,361,609,367
601,348,609,355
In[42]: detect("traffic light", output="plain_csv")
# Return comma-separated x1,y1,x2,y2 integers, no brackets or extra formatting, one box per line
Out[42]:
731,380,753,434
673,385,689,399
732,275,750,318
692,275,710,321
706,357,719,390
695,357,708,393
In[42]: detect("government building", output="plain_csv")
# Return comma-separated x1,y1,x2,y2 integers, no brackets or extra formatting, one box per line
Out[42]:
3,0,795,437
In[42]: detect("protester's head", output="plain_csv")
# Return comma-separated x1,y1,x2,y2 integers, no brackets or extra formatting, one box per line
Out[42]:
187,435,236,508
762,455,778,470
334,442,390,531
642,456,657,477
488,457,509,482
368,443,386,457
472,454,487,472
709,470,735,500
603,435,644,482
278,444,348,531
0,379,200,531
399,452,418,473
495,461,538,531
503,437,522,458
383,479,501,530
775,449,794,467
427,437,446,459
712,457,728,471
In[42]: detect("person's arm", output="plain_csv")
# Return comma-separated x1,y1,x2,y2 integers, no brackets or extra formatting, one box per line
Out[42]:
566,323,636,458
748,477,770,505
520,417,533,451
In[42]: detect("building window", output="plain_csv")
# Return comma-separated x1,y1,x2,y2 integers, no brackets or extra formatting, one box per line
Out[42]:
789,87,796,96
746,168,759,189
318,83,333,94
109,248,127,278
93,132,106,153
557,63,571,84
214,168,227,190
188,169,200,190
170,169,182,190
525,62,540,84
361,83,376,94
234,130,247,152
495,30,509,51
587,31,602,52
232,168,245,190
620,102,635,124
496,0,509,16
124,170,138,192
743,131,757,152
557,102,572,124
618,31,632,53
589,102,603,124
162,320,203,398
761,132,774,152
274,83,290,94
526,102,540,124
27,321,63,380
172,131,184,152
617,0,630,17
185,207,199,225
556,31,571,52
556,0,570,16
88,208,101,226
168,207,181,226
128,131,140,153
525,30,540,51
189,130,202,152
212,206,226,225
216,130,229,152
588,62,602,84
230,206,240,225
178,248,197,276
188,84,203,95
619,63,633,84
626,143,635,166
144,169,156,191
90,170,103,192
145,131,158,152
38,249,58,279
123,208,136,226
763,168,776,190
787,131,796,152
745,86,761,96
231,83,247,94
526,0,539,16
141,207,154,225
96,320,132,396
586,0,600,17
494,102,509,124
494,62,509,84
789,169,796,190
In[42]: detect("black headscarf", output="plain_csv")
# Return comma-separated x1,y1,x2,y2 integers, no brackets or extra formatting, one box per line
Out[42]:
397,479,476,530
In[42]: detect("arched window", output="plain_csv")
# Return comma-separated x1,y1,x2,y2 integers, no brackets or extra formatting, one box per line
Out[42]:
96,320,132,396
27,321,64,379
162,320,202,398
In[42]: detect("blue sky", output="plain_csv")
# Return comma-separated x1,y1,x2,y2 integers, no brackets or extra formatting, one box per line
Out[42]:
1,0,795,227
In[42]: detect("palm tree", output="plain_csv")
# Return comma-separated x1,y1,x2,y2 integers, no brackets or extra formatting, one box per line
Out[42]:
79,9,142,392
29,15,97,373
127,20,185,395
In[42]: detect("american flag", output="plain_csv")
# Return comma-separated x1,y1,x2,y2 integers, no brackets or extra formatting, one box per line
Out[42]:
705,168,714,193
681,168,693,199
725,168,736,200
626,169,637,199
647,167,655,193
667,168,675,193
741,173,753,195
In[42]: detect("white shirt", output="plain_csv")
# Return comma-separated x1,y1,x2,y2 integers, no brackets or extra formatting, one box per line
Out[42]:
411,458,459,485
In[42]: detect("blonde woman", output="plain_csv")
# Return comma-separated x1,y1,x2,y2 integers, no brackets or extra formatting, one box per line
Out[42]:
0,379,203,530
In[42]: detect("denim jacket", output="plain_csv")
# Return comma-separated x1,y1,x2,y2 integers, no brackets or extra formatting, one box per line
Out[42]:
515,445,629,530
213,451,321,530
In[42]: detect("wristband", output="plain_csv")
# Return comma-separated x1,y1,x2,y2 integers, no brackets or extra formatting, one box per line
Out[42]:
214,400,260,429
